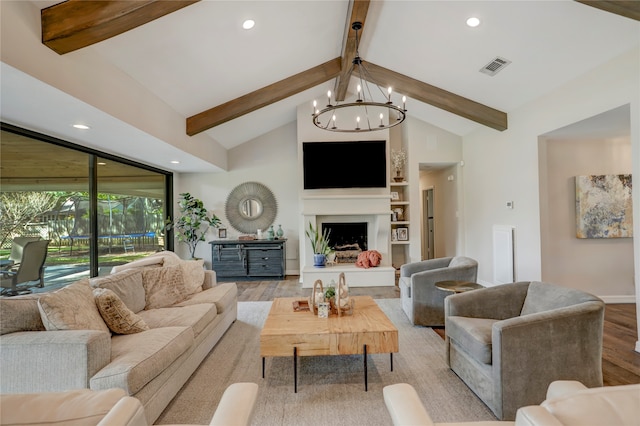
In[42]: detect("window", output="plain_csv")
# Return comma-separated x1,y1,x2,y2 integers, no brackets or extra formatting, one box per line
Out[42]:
0,123,173,292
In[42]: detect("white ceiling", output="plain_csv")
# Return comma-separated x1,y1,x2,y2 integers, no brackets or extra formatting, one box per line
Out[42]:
2,1,639,173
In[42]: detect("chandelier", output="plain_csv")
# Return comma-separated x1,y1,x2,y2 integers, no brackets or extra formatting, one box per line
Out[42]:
312,21,406,133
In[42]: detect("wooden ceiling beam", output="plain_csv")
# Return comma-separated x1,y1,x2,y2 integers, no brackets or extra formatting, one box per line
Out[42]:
334,0,371,101
575,1,640,21
363,61,508,131
187,58,343,136
42,0,200,54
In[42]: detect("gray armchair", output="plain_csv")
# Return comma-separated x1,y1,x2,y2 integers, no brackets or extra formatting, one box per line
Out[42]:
444,281,605,420
399,256,478,326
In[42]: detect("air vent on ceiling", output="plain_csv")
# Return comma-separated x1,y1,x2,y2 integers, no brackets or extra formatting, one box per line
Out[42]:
479,56,511,76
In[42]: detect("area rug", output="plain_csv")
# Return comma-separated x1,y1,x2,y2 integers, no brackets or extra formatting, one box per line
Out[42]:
156,299,496,425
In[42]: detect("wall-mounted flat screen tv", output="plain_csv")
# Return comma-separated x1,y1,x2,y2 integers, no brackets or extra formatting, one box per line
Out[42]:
303,140,387,189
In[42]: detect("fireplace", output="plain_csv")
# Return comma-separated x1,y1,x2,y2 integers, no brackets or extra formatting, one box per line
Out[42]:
322,222,367,263
300,194,395,287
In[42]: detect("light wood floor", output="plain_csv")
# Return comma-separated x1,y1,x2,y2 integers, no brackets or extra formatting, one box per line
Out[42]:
232,276,640,387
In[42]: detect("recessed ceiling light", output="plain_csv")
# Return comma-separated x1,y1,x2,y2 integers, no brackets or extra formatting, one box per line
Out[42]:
72,124,90,130
97,162,106,166
242,19,255,30
170,160,180,164
466,17,480,27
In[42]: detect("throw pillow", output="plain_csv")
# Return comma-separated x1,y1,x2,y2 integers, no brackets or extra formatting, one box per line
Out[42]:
37,279,110,333
141,265,188,310
110,256,163,274
0,294,45,335
181,259,205,296
148,250,183,267
93,288,149,334
90,268,146,313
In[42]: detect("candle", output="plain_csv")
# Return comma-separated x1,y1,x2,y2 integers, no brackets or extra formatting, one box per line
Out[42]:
331,114,336,129
327,90,332,106
356,116,360,129
387,87,392,102
402,96,406,110
312,100,317,115
357,84,362,101
379,113,384,127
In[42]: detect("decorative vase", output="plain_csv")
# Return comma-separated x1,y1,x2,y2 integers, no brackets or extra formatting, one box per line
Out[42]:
276,224,284,239
266,225,275,240
313,253,327,267
393,170,404,182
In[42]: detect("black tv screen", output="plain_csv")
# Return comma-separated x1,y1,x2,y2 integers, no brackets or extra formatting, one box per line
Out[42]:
303,140,387,189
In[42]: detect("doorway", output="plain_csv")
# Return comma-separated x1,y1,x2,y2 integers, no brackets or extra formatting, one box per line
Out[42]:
422,188,434,260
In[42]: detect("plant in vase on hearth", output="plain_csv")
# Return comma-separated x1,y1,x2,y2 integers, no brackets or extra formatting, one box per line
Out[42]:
305,222,332,267
391,148,407,182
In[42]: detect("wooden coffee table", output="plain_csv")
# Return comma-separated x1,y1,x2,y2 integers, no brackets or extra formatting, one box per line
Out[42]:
260,296,398,392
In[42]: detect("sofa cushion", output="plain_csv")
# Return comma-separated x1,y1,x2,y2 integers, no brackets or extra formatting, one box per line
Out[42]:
90,326,193,395
521,282,600,316
138,304,216,339
447,316,498,364
173,282,237,315
0,388,127,426
93,288,150,335
37,279,110,333
181,259,205,296
90,269,146,314
539,383,640,425
0,293,45,335
141,265,188,310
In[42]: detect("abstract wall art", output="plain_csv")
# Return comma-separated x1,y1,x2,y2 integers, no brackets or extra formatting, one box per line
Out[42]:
575,174,632,239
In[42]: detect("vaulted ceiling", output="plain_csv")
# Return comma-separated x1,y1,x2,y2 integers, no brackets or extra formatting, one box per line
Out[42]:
1,0,639,172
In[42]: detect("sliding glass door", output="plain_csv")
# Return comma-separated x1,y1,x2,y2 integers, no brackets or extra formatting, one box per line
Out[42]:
0,124,172,292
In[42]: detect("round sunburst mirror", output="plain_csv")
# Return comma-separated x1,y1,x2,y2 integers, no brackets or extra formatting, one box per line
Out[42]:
225,182,277,234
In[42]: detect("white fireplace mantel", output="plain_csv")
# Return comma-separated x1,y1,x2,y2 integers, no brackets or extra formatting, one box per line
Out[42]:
299,192,395,288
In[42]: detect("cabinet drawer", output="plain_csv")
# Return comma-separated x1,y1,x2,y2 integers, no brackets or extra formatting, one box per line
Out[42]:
247,262,282,276
247,248,283,276
247,248,280,262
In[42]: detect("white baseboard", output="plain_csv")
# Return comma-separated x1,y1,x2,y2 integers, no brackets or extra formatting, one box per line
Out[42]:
478,280,636,304
599,295,637,304
635,341,640,354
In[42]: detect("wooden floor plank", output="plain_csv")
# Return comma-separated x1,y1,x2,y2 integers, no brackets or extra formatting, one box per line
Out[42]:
230,276,640,386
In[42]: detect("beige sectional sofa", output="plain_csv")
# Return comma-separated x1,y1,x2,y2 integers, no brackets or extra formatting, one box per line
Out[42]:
0,251,237,424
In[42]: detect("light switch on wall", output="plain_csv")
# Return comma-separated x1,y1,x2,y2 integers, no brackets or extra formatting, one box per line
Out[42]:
506,201,514,209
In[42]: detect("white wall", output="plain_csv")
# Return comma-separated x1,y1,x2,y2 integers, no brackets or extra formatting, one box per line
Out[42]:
463,47,639,305
539,135,633,300
407,117,464,262
175,122,300,272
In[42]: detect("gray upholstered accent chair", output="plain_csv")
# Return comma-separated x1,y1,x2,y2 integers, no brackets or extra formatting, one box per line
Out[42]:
444,281,605,421
399,256,478,326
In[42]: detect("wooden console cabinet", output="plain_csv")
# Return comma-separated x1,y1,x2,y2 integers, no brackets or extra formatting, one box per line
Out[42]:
209,239,286,280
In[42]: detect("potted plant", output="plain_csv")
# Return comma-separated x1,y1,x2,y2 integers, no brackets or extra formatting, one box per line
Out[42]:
165,193,221,259
305,222,332,267
391,148,407,182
